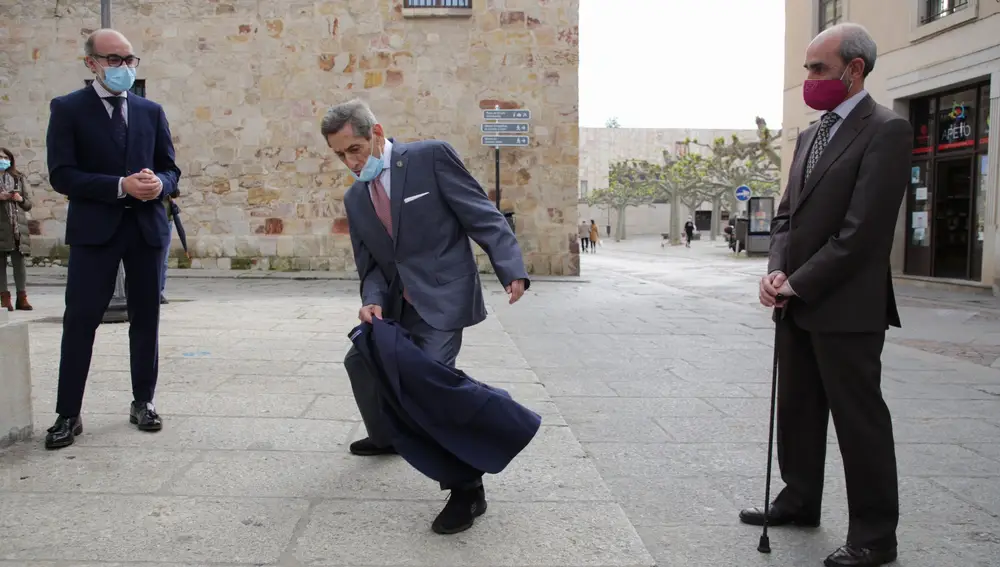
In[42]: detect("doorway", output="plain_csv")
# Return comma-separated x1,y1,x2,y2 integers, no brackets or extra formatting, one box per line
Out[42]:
932,158,974,279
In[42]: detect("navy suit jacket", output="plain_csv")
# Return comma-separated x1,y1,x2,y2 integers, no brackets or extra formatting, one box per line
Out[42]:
349,318,541,485
346,139,529,332
46,86,181,248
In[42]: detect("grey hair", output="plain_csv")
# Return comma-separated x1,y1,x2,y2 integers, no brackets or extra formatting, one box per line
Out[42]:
320,98,377,139
822,23,877,77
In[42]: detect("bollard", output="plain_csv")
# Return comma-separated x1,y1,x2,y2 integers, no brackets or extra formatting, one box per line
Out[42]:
0,309,33,448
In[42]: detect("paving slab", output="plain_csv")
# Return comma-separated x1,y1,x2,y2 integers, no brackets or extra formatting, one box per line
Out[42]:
488,239,1000,567
0,279,653,567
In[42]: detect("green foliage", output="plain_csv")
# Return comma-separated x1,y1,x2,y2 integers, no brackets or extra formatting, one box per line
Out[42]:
690,118,782,211
586,159,656,210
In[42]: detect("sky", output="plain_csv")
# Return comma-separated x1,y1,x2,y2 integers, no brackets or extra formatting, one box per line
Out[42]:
578,0,787,130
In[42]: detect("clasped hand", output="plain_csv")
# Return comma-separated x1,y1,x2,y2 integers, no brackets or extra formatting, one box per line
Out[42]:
759,271,793,308
0,192,21,202
124,168,162,201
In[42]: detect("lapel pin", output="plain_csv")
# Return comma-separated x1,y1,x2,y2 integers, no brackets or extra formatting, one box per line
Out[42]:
396,161,403,167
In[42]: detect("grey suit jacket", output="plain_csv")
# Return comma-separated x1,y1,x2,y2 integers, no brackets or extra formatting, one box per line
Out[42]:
345,139,530,332
768,94,912,333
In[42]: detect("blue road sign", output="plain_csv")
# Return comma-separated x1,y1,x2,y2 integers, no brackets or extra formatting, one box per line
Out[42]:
735,185,751,201
482,135,530,147
483,109,531,121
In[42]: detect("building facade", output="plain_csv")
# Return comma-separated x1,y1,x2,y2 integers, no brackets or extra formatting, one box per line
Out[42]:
578,126,759,237
0,0,580,276
783,0,1000,288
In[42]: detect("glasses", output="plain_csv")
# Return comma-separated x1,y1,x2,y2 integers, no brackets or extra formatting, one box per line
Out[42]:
93,54,141,68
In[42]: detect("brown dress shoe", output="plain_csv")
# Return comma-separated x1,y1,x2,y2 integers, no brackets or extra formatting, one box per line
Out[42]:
0,291,12,311
15,291,32,311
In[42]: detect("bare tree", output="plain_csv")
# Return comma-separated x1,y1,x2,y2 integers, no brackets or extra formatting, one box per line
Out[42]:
586,159,655,241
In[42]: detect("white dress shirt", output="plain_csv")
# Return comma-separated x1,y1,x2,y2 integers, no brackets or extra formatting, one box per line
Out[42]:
369,138,393,198
826,89,868,142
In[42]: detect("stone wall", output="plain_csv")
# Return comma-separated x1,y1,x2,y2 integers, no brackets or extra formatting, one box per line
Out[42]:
0,0,580,276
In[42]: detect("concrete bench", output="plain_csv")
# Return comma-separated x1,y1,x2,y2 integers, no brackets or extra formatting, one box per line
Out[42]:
0,310,33,448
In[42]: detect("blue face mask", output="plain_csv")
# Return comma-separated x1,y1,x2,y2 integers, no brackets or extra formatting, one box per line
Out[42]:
350,138,385,183
0,160,9,171
102,66,136,93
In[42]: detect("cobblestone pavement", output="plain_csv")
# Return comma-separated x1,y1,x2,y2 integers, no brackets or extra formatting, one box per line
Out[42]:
494,238,1000,566
0,279,653,567
3,241,1000,566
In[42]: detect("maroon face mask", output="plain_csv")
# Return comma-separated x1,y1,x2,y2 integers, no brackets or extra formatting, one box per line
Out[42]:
803,67,852,111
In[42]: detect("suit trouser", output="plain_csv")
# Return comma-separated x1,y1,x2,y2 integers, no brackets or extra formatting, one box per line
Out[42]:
345,301,481,490
56,210,163,417
773,316,898,548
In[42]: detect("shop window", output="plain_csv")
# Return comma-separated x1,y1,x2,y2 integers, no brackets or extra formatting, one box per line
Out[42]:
910,97,934,156
937,88,977,153
979,85,990,148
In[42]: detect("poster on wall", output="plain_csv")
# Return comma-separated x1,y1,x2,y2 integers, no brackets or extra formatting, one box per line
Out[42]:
911,166,921,184
983,155,989,177
912,211,928,229
915,186,928,201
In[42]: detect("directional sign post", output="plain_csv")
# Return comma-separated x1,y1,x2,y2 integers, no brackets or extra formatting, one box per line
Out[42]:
481,123,529,133
735,185,752,202
482,106,531,211
481,135,530,147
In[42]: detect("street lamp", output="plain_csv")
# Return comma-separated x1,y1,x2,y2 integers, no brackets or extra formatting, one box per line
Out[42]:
98,0,130,324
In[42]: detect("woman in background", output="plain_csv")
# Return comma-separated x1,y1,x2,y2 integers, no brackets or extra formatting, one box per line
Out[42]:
0,147,33,311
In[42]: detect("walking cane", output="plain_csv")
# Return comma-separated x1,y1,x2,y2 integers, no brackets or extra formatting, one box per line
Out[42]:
758,296,784,554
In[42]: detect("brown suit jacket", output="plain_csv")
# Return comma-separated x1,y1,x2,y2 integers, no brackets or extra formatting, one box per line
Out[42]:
769,94,913,333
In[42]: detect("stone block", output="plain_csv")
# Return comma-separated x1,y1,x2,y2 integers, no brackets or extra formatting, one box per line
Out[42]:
0,311,33,448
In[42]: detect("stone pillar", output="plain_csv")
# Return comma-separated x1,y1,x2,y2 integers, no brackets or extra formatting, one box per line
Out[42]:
0,309,33,448
985,72,1000,291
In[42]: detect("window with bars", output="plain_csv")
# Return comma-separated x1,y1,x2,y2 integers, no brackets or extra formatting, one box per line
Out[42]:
404,0,471,7
921,0,969,24
818,0,843,32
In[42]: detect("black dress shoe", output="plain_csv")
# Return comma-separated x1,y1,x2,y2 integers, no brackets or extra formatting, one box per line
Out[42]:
739,504,820,527
824,544,898,566
432,485,487,535
160,296,169,305
349,438,397,456
44,416,83,450
129,401,163,431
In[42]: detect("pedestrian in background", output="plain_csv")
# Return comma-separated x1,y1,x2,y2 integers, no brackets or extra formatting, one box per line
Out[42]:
589,219,600,252
579,220,590,253
0,147,33,311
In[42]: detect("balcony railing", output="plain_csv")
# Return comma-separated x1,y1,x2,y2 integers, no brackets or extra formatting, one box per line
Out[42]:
403,0,471,7
921,0,969,24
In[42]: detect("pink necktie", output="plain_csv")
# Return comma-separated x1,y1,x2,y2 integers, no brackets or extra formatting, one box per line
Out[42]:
369,177,392,235
369,177,410,303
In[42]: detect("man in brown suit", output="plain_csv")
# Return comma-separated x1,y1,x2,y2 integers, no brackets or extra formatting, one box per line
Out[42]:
738,23,912,567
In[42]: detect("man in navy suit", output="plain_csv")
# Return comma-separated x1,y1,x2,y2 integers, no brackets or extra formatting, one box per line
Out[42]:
322,99,529,534
43,29,181,450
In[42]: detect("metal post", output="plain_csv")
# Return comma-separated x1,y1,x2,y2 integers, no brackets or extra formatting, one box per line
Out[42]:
493,104,501,209
494,147,501,209
98,0,129,323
